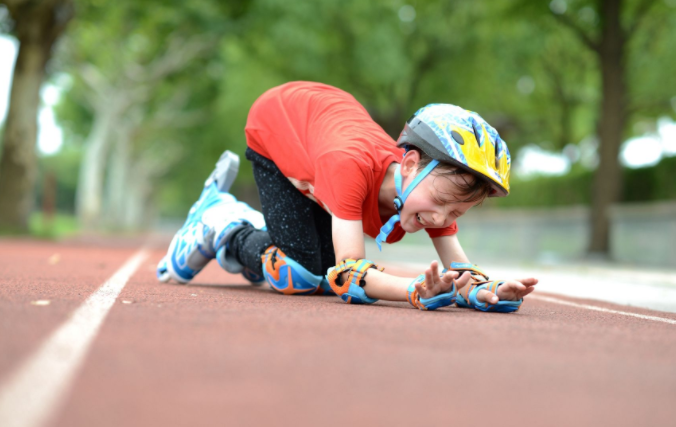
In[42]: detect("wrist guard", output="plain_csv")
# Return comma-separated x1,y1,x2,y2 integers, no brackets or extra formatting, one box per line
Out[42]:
450,263,522,313
448,262,489,282
407,270,458,311
456,280,522,313
326,259,383,304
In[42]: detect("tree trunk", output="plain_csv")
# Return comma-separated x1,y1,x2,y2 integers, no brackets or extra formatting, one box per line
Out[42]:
588,0,625,256
75,107,117,229
0,0,71,232
123,171,150,230
104,135,129,228
103,122,133,228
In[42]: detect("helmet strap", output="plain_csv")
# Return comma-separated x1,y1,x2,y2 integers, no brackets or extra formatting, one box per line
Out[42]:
375,159,439,250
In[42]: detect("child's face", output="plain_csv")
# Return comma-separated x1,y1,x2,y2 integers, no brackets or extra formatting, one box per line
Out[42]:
398,152,476,233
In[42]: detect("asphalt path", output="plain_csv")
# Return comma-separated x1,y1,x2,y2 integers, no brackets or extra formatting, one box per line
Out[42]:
1,238,675,427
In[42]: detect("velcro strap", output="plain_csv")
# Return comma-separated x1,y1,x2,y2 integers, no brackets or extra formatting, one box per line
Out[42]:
331,259,382,288
449,262,489,282
326,259,383,305
457,280,490,303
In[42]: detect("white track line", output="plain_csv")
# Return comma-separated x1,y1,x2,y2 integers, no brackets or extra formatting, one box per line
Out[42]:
0,249,148,427
530,294,676,325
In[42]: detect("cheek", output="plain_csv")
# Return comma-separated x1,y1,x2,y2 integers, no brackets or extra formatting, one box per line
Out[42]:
400,206,415,223
401,199,423,218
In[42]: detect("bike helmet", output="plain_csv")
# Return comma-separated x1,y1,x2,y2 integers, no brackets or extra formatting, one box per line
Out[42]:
375,104,511,250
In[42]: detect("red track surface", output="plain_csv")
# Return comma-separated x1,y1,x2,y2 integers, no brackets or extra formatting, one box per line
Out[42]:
1,239,676,427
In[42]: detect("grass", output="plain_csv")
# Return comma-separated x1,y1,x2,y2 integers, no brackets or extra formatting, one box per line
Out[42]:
28,212,79,239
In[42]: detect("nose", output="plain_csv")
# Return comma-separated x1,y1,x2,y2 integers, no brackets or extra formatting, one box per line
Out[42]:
431,212,445,227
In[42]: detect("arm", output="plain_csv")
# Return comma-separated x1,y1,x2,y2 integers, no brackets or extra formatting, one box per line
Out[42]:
331,216,410,301
433,234,538,305
432,234,470,269
332,216,467,302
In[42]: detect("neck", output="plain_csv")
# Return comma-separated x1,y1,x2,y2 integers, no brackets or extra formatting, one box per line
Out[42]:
379,162,399,218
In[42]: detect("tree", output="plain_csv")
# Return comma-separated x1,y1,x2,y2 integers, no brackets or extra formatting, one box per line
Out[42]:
239,0,495,137
54,0,251,228
548,0,669,256
0,0,73,233
70,35,214,229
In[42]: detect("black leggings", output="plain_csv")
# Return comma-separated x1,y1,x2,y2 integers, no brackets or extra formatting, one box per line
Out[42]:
228,148,336,277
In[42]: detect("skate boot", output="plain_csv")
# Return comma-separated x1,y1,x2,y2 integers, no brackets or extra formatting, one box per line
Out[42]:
156,150,266,284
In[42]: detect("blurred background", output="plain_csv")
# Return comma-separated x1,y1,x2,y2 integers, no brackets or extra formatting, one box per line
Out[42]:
0,0,675,266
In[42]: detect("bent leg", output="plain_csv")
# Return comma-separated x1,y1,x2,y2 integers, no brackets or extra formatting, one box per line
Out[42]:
227,148,331,296
245,147,326,275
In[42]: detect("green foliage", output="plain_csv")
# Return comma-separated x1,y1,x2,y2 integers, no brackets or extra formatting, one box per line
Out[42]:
492,156,676,208
29,212,79,239
624,156,676,202
34,147,82,213
45,0,676,219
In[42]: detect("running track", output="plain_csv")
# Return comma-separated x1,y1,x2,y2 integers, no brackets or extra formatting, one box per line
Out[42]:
1,239,675,427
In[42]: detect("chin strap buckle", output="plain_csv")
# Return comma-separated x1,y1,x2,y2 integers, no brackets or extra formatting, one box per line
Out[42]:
393,196,403,212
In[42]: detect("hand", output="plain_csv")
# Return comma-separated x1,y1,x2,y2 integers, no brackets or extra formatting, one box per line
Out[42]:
414,260,471,299
477,277,538,304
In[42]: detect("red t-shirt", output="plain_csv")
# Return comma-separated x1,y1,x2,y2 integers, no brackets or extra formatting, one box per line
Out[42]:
245,81,457,244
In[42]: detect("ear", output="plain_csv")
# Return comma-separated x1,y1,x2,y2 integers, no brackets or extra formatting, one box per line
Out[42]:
400,150,421,179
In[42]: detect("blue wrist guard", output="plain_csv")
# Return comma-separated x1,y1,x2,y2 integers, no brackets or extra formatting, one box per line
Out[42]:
455,280,522,313
406,271,457,311
449,263,522,313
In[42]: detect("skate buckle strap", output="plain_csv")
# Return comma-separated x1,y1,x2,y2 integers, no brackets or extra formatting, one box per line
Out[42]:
407,271,458,311
326,259,383,304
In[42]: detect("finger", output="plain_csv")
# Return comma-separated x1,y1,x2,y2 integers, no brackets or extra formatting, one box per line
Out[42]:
493,282,522,301
454,271,471,290
520,287,536,298
438,272,456,293
429,260,439,280
415,280,426,299
422,269,434,298
441,270,459,283
518,277,538,286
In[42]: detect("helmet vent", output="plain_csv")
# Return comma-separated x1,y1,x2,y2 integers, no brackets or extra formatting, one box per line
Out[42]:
451,130,465,145
472,127,482,147
494,139,501,168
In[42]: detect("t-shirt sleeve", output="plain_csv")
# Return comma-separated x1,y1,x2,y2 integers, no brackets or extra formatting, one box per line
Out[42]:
425,221,458,238
313,152,372,220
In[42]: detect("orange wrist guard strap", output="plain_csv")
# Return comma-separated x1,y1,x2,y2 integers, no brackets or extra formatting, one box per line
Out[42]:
326,259,383,304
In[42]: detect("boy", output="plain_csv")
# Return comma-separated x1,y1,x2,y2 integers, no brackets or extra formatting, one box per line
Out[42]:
157,82,537,312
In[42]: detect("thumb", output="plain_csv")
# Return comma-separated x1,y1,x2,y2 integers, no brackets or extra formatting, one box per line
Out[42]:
415,281,428,299
478,290,499,304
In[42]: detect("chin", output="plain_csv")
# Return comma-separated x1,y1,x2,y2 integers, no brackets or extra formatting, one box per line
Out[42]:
401,221,422,233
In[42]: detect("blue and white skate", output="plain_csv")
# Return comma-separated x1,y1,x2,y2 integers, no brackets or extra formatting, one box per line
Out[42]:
156,150,266,284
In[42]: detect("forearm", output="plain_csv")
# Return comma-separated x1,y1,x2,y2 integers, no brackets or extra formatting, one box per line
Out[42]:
361,269,412,301
331,216,447,303
432,234,470,268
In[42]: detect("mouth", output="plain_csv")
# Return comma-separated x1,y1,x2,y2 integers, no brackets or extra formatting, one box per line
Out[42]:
416,213,425,227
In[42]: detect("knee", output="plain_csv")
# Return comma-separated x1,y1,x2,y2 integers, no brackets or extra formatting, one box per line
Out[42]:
261,246,334,296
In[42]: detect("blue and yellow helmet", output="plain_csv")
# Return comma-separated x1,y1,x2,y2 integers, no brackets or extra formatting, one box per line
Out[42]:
396,104,511,197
